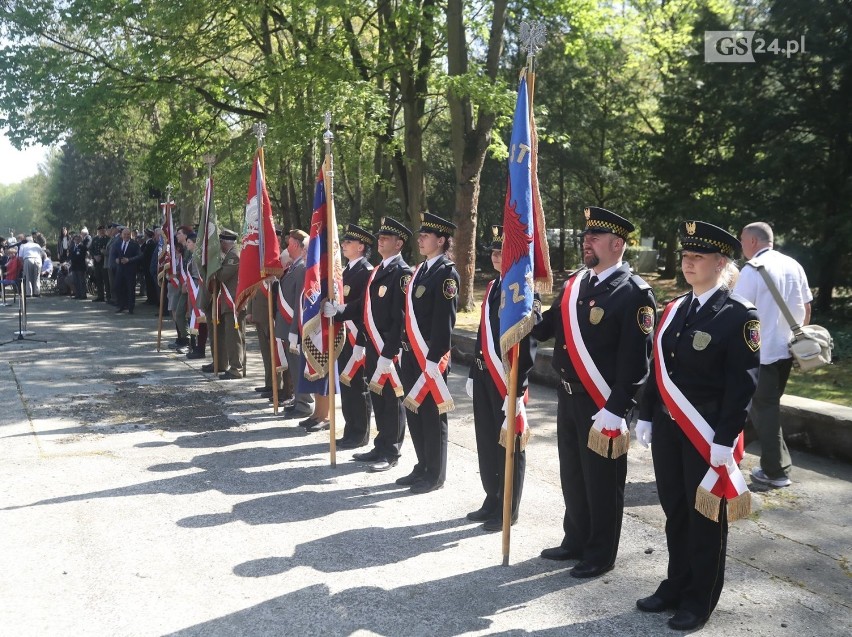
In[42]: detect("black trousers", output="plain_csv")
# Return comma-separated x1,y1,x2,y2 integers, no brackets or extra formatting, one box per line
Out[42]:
93,263,105,300
471,362,525,518
651,408,728,620
556,385,626,567
365,347,405,461
340,340,372,444
144,267,158,303
400,350,448,487
115,268,136,311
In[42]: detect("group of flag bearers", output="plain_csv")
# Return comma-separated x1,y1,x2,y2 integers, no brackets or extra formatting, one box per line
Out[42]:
149,50,760,629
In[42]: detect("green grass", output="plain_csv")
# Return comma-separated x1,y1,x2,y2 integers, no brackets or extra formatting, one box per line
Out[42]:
455,274,852,408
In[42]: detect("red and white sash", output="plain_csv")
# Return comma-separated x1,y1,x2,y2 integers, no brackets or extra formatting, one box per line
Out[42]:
561,273,610,406
340,322,365,386
480,280,530,448
655,297,751,522
363,265,403,397
219,283,239,330
169,254,183,288
401,263,454,414
185,260,205,331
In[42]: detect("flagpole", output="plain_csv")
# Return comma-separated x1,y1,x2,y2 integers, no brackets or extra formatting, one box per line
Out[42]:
156,185,174,352
253,122,279,411
323,112,338,468
502,19,547,567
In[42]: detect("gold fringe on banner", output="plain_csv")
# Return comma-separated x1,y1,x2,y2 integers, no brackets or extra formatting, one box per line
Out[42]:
402,396,419,413
587,427,612,458
339,374,352,386
695,486,722,522
498,427,533,451
436,399,454,415
726,491,752,521
610,431,630,459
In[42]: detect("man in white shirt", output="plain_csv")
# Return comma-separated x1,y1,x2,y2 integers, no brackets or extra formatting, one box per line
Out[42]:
734,222,812,488
16,238,46,297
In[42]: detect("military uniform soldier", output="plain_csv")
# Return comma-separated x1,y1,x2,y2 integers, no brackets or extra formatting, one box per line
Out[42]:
323,224,376,449
466,225,539,530
397,213,460,494
204,229,245,380
532,206,656,578
89,226,110,302
352,217,413,472
635,221,759,631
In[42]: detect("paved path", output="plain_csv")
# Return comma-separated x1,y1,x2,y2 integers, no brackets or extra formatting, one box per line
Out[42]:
1,295,850,636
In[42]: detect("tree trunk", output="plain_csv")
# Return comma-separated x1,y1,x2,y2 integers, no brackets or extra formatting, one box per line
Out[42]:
446,0,508,311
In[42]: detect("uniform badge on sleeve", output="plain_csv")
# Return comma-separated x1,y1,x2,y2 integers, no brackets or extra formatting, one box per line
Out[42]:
744,320,761,352
637,306,655,334
443,278,458,300
400,274,412,291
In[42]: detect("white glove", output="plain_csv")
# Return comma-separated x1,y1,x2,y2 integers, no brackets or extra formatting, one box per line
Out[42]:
635,420,653,448
465,378,474,399
352,345,366,361
425,360,440,379
710,443,735,468
321,300,337,317
593,408,629,434
288,333,300,354
376,355,393,374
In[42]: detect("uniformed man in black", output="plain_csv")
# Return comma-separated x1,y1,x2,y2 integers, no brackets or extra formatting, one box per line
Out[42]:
532,206,656,578
635,221,759,631
397,213,460,494
89,226,110,303
466,225,538,530
352,217,413,472
323,224,375,449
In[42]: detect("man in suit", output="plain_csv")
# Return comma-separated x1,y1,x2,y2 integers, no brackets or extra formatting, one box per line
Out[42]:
141,228,159,306
274,229,313,418
105,224,122,305
350,217,413,473
204,230,245,380
532,206,656,578
323,224,375,448
114,228,142,313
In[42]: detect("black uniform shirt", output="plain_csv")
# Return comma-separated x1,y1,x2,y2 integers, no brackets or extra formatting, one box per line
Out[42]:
402,253,459,363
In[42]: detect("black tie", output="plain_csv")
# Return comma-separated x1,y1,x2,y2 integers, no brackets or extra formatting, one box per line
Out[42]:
588,275,598,288
418,263,428,281
686,297,700,321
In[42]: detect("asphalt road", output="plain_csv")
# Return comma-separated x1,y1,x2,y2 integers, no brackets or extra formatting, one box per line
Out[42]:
1,294,850,636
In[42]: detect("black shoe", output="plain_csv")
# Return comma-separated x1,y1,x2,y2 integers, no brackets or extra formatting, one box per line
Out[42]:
540,546,583,561
283,406,313,420
127,309,134,314
410,480,443,495
299,417,319,428
466,497,499,522
258,390,274,399
201,363,215,373
186,350,205,360
218,371,241,380
336,438,368,450
115,308,125,314
395,469,426,486
368,458,398,472
570,561,613,579
668,610,707,631
636,595,678,613
307,420,330,433
483,514,517,533
254,386,271,392
353,449,382,463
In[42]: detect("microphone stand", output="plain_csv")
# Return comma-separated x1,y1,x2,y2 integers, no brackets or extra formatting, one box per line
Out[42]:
1,266,47,345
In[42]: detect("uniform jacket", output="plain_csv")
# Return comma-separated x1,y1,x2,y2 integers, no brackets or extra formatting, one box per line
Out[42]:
532,263,656,416
469,276,540,396
215,244,240,298
402,254,459,363
638,288,760,447
337,257,374,347
363,253,412,359
273,256,305,340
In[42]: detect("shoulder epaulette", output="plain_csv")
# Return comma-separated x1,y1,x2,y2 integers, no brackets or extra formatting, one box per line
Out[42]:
630,274,652,290
728,293,756,310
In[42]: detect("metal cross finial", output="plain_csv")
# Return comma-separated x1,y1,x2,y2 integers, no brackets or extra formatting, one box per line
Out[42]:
323,111,334,145
520,20,547,69
253,121,268,148
202,153,216,178
166,183,173,200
